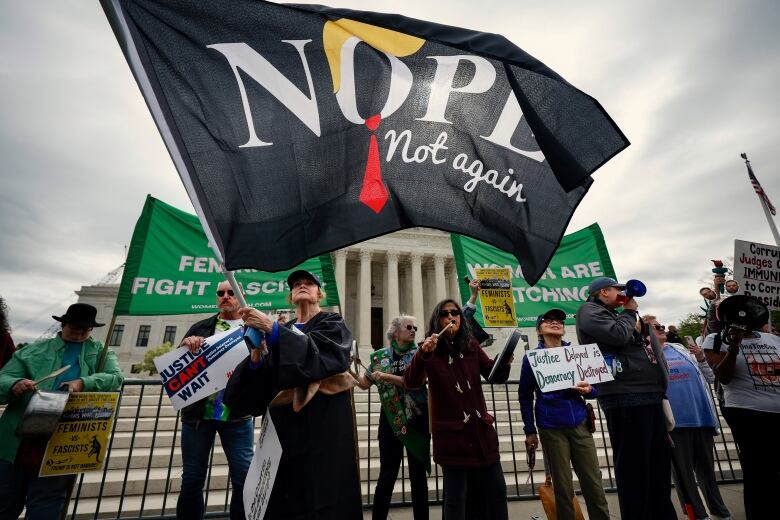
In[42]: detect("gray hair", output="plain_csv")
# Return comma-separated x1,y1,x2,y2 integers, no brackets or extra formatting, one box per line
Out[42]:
386,314,417,343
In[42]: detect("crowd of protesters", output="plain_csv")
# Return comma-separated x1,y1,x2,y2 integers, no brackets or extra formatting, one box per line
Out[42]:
2,267,777,520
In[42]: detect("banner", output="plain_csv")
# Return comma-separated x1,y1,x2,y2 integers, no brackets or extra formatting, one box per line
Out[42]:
102,1,628,286
115,195,339,315
244,414,282,520
475,268,516,327
734,239,780,309
154,327,249,410
452,223,616,326
40,392,119,477
525,344,613,393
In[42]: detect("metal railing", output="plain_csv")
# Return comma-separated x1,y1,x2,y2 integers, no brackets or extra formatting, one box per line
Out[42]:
44,376,742,519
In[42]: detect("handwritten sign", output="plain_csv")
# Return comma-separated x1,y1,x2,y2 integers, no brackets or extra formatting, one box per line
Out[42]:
525,344,613,392
475,267,516,327
734,239,780,309
40,392,119,477
154,326,249,410
244,414,282,520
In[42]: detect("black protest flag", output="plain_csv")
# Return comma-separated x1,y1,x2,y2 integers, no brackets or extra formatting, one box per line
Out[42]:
102,0,628,285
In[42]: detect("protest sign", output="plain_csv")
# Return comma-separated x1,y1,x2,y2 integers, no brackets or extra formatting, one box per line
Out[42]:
244,414,282,520
40,392,119,477
115,195,339,316
525,344,613,393
154,326,249,410
734,239,780,309
475,267,516,327
452,223,616,327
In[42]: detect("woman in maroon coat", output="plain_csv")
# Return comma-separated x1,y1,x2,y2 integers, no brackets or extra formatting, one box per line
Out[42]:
404,299,511,520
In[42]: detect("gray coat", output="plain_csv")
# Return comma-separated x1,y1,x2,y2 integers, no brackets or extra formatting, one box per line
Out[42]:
576,299,666,397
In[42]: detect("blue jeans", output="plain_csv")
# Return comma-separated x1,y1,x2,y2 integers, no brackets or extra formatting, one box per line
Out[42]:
177,418,254,520
0,460,75,520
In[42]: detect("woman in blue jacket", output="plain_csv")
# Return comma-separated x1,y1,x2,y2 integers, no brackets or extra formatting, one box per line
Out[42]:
518,308,610,520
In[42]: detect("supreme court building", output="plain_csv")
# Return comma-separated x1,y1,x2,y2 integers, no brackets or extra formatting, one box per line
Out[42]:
77,228,521,374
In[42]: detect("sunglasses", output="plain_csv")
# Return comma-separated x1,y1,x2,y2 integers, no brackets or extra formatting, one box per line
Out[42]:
405,324,418,331
654,324,665,331
438,309,461,318
542,319,564,325
216,289,235,297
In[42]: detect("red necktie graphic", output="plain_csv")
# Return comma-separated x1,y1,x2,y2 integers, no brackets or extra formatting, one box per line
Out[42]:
359,114,388,214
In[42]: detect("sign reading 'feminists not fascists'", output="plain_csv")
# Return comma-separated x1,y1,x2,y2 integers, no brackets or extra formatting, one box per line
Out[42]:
103,1,629,285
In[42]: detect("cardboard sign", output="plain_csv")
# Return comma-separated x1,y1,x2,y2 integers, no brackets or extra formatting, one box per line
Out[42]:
475,267,516,327
40,392,119,477
154,326,249,410
244,414,283,520
525,344,613,392
734,239,780,309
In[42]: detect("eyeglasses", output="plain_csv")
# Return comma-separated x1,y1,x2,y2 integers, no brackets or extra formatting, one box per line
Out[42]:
216,289,235,297
438,309,461,318
654,324,665,331
542,319,564,325
405,324,418,331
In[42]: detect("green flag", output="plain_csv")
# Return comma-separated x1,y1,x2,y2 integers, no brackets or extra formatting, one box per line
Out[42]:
451,223,616,326
115,196,339,315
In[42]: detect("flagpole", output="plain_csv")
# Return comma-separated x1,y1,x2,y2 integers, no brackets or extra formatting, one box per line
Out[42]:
742,153,780,246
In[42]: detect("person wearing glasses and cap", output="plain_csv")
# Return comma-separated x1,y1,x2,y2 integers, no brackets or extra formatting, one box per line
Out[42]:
176,280,254,520
223,269,362,519
354,315,430,520
404,286,513,520
575,277,675,520
518,308,610,520
0,303,123,520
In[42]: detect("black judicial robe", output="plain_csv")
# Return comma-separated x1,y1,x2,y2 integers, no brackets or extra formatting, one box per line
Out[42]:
224,312,362,520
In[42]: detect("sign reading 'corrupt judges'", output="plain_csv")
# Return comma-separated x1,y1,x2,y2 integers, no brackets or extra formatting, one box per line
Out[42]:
525,344,613,393
734,239,780,309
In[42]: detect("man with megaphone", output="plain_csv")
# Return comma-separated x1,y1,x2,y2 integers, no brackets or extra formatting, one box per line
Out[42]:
575,277,677,520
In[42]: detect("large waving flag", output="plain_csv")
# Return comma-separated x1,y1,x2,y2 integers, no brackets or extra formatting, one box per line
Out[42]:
102,0,628,285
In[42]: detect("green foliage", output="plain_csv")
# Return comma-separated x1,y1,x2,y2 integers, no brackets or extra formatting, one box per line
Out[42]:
677,313,705,342
141,342,175,375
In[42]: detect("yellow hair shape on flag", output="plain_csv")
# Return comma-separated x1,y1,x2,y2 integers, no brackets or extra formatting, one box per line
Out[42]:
323,19,425,93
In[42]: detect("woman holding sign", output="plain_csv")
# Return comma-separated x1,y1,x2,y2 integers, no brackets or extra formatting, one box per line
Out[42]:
518,308,610,520
404,293,512,520
223,270,362,519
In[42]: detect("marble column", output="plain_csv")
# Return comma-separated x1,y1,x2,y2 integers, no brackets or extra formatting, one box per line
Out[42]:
386,251,400,322
448,262,460,302
410,253,425,327
334,250,347,315
359,249,372,348
434,254,447,302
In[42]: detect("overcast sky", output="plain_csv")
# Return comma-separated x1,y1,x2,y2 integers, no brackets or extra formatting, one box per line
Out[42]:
1,0,778,343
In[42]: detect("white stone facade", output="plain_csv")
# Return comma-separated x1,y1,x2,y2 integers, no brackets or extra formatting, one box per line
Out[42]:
77,229,544,374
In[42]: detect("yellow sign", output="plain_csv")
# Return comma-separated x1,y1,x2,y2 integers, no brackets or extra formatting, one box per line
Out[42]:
39,392,119,477
475,267,516,327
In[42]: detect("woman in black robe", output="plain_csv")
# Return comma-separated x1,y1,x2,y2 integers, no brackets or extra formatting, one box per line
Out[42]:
224,270,362,519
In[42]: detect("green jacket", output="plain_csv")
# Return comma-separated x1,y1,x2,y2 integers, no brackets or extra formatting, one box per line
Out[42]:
0,334,123,463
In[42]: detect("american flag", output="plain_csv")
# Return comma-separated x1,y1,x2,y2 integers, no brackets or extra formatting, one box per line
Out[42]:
743,153,776,216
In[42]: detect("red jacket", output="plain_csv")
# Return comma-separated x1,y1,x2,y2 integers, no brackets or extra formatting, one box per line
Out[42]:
404,337,510,467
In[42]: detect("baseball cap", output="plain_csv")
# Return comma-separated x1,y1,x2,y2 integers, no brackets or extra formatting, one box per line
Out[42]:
286,270,322,289
535,308,567,329
588,277,626,295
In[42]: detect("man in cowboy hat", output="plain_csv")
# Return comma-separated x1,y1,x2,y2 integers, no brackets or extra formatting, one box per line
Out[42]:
0,303,123,520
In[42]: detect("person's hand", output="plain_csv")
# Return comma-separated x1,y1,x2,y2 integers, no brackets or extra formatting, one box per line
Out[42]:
623,297,638,311
469,278,480,297
373,371,387,383
240,307,274,332
420,334,439,353
687,342,705,362
11,379,36,397
525,433,539,449
571,381,592,395
250,339,268,364
60,379,84,393
181,336,205,354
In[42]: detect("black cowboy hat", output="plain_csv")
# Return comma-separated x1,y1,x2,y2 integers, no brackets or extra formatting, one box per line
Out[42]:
53,303,105,328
